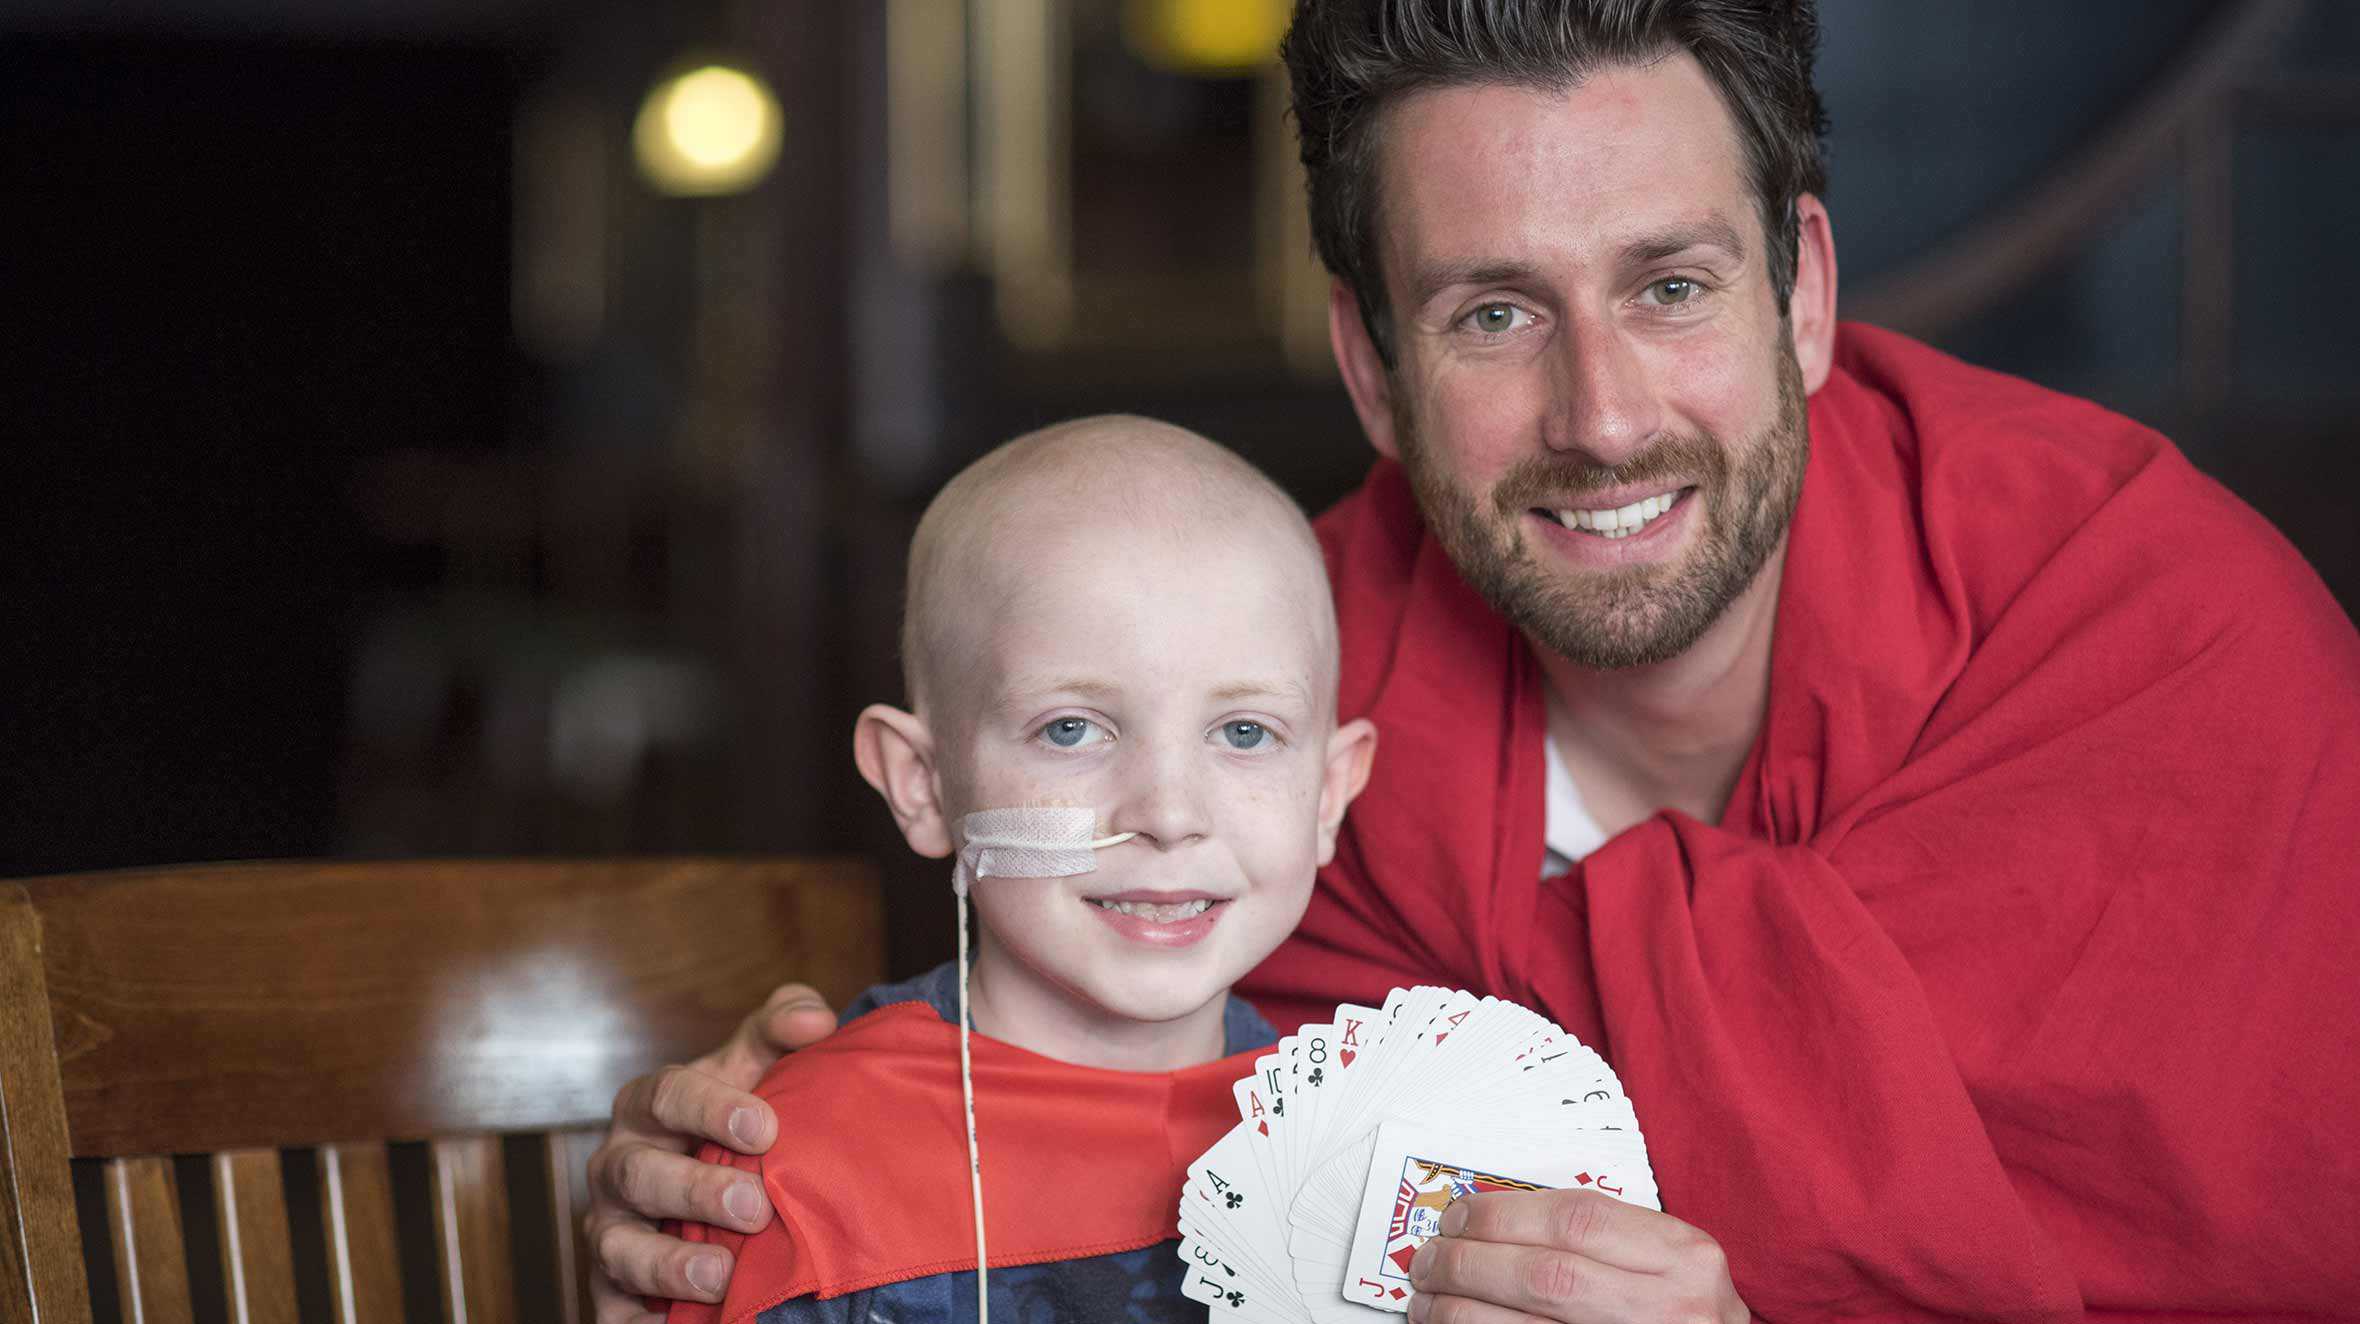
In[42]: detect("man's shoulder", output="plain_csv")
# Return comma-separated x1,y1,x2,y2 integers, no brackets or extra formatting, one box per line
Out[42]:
1831,322,2177,489
1811,326,2360,733
1826,324,2333,625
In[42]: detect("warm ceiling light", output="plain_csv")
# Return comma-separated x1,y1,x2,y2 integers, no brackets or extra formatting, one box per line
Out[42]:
1124,0,1290,76
633,63,782,197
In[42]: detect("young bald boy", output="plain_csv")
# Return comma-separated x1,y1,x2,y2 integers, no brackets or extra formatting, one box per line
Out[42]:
667,416,1377,1324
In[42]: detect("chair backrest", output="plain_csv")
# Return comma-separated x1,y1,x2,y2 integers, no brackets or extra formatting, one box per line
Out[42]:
0,857,883,1324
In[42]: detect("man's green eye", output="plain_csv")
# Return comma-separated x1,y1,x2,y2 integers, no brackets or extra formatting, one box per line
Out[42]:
1473,304,1518,333
1652,278,1697,304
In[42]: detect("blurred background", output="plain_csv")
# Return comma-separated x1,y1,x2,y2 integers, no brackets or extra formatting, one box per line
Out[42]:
5,0,2357,974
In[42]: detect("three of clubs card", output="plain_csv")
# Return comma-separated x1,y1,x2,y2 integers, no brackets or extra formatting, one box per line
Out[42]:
1176,987,1658,1320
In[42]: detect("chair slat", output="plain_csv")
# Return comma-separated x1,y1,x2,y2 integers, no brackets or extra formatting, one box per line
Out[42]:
429,1136,514,1324
102,1156,194,1324
318,1142,405,1324
211,1149,299,1324
545,1130,601,1324
0,886,95,1324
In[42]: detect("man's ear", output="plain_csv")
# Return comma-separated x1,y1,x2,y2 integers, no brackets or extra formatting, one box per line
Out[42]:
1786,193,1839,394
1328,280,1401,459
1313,717,1379,867
853,703,953,858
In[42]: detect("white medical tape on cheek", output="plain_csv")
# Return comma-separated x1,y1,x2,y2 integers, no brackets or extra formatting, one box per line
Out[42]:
952,805,1136,895
947,805,1134,1324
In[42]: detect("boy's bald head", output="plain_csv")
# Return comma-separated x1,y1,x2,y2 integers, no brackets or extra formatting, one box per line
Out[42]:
901,415,1334,716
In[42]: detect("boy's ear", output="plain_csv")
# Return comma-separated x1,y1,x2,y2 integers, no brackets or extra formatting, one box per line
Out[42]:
1313,717,1379,867
853,703,953,858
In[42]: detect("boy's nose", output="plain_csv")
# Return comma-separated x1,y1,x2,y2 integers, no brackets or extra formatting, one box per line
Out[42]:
1109,744,1211,849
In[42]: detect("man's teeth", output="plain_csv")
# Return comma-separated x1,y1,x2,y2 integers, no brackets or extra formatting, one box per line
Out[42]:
1091,898,1215,921
1552,492,1679,539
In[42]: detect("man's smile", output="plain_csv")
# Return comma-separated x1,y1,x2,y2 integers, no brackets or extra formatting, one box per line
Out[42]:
1535,485,1696,539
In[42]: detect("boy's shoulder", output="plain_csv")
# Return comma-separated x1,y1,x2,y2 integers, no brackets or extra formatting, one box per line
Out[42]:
665,969,1281,1323
834,961,962,1027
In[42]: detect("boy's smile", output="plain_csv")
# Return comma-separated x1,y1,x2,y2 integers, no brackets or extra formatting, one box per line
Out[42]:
1081,878,1229,946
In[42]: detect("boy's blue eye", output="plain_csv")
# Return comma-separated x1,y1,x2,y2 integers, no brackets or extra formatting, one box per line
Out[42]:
1041,717,1105,748
1221,721,1270,750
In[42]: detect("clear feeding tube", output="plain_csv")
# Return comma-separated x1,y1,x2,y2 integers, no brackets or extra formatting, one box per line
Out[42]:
949,808,1134,1323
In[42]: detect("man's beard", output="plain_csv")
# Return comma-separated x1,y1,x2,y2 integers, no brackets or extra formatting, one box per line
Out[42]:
1395,348,1809,671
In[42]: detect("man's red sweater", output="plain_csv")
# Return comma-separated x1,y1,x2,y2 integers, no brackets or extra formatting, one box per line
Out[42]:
1243,324,2360,1321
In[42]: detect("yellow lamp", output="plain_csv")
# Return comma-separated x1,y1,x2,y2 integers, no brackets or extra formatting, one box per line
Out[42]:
1125,0,1291,76
634,63,783,197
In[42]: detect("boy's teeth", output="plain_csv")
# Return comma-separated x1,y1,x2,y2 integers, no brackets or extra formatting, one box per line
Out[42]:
1092,898,1214,921
1553,492,1679,537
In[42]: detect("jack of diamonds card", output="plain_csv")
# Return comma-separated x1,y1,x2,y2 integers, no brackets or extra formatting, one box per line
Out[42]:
1352,1155,1547,1308
1340,1120,1659,1313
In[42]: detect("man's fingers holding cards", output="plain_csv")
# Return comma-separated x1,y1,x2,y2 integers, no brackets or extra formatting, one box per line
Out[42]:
1405,1232,1650,1323
1406,1192,1748,1324
1438,1189,1679,1272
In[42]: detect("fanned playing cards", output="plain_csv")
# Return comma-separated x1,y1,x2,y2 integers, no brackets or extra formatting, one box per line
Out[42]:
1176,986,1658,1319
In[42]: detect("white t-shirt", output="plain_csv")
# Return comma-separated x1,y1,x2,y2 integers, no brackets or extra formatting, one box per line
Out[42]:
1541,733,1609,876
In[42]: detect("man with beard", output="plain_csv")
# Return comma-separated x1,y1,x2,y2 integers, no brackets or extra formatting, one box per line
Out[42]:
582,3,2360,1322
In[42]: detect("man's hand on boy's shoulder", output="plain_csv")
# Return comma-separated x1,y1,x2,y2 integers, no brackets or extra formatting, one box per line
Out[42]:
585,983,841,1324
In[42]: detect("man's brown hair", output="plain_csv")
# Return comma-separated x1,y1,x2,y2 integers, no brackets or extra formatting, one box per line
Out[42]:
1281,0,1829,366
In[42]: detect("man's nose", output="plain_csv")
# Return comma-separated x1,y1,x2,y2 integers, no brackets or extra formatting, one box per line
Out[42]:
1107,740,1211,850
1541,313,1663,467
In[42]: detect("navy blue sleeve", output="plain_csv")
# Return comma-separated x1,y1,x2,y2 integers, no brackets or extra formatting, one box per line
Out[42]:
838,961,961,1025
752,1292,860,1324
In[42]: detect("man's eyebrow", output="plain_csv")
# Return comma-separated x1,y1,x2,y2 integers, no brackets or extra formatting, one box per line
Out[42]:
1403,221,1747,307
1620,218,1749,266
1404,259,1543,307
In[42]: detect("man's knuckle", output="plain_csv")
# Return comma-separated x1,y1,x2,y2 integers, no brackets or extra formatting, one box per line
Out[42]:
611,1147,661,1209
1421,1291,1474,1324
586,1145,644,1209
580,1209,607,1262
1668,1299,1722,1324
1522,1250,1583,1302
647,1065,695,1121
592,1220,639,1276
1425,1236,1466,1282
584,1147,618,1202
610,1074,645,1120
1555,1193,1609,1250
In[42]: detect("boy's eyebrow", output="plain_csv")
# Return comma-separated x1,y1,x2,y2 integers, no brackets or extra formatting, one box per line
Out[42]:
990,677,1121,718
1208,679,1315,710
993,677,1316,712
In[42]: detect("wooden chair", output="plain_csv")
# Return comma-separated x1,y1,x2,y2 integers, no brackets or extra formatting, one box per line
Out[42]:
0,857,883,1324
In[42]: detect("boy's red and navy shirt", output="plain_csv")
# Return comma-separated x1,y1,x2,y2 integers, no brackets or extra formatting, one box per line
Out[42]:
665,963,1277,1324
